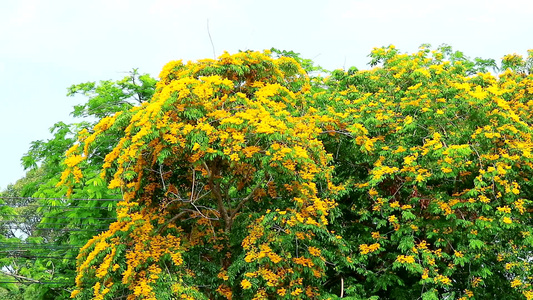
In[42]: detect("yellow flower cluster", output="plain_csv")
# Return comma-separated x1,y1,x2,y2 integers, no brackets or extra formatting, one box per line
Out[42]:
434,275,451,285
359,243,380,255
396,255,415,264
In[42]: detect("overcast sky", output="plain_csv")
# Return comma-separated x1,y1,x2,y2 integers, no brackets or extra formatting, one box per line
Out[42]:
1,0,532,189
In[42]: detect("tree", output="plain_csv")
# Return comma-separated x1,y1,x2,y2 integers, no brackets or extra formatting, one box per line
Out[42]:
61,50,345,299
0,70,157,299
316,44,533,299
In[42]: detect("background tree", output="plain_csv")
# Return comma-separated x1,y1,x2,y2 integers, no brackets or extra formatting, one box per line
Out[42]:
316,45,533,299
0,70,157,300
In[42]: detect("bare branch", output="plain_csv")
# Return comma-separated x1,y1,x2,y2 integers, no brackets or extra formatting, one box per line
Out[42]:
159,164,166,190
190,169,196,203
155,210,188,235
319,130,355,138
0,270,71,293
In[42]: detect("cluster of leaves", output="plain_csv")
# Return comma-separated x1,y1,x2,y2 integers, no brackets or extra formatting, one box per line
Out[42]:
3,45,533,299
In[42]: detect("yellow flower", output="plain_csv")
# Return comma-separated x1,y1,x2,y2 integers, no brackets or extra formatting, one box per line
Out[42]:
422,268,429,279
217,270,229,281
479,195,490,203
502,217,512,224
511,278,522,288
72,167,83,182
70,289,80,298
441,167,452,173
268,252,283,263
393,146,406,153
396,255,415,264
368,243,381,253
241,279,252,289
192,143,201,151
308,246,321,257
435,275,451,285
497,206,512,214
65,154,85,167
359,244,371,255
417,240,428,250
291,288,303,296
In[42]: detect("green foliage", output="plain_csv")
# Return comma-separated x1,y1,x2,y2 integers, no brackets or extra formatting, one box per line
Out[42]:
68,69,156,119
270,48,327,74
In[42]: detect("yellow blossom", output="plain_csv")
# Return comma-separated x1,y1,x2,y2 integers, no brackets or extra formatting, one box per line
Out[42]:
241,279,252,289
511,278,522,288
396,255,415,264
308,246,321,257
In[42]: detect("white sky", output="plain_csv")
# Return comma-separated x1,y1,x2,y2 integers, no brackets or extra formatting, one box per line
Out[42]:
1,0,532,189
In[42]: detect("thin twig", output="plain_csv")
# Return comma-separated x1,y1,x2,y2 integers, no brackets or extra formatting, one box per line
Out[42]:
190,169,196,203
207,19,216,59
319,130,355,138
341,276,344,298
159,164,166,190
0,270,71,293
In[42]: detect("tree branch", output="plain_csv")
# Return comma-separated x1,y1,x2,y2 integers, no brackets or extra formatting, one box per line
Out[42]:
208,164,231,232
0,270,72,293
230,181,265,219
155,210,188,236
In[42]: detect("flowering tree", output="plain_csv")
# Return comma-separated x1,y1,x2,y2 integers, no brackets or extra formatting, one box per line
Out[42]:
317,45,533,299
59,47,533,299
0,70,156,299
62,51,344,299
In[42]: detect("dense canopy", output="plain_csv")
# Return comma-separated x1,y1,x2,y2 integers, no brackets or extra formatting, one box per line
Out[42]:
2,46,533,299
